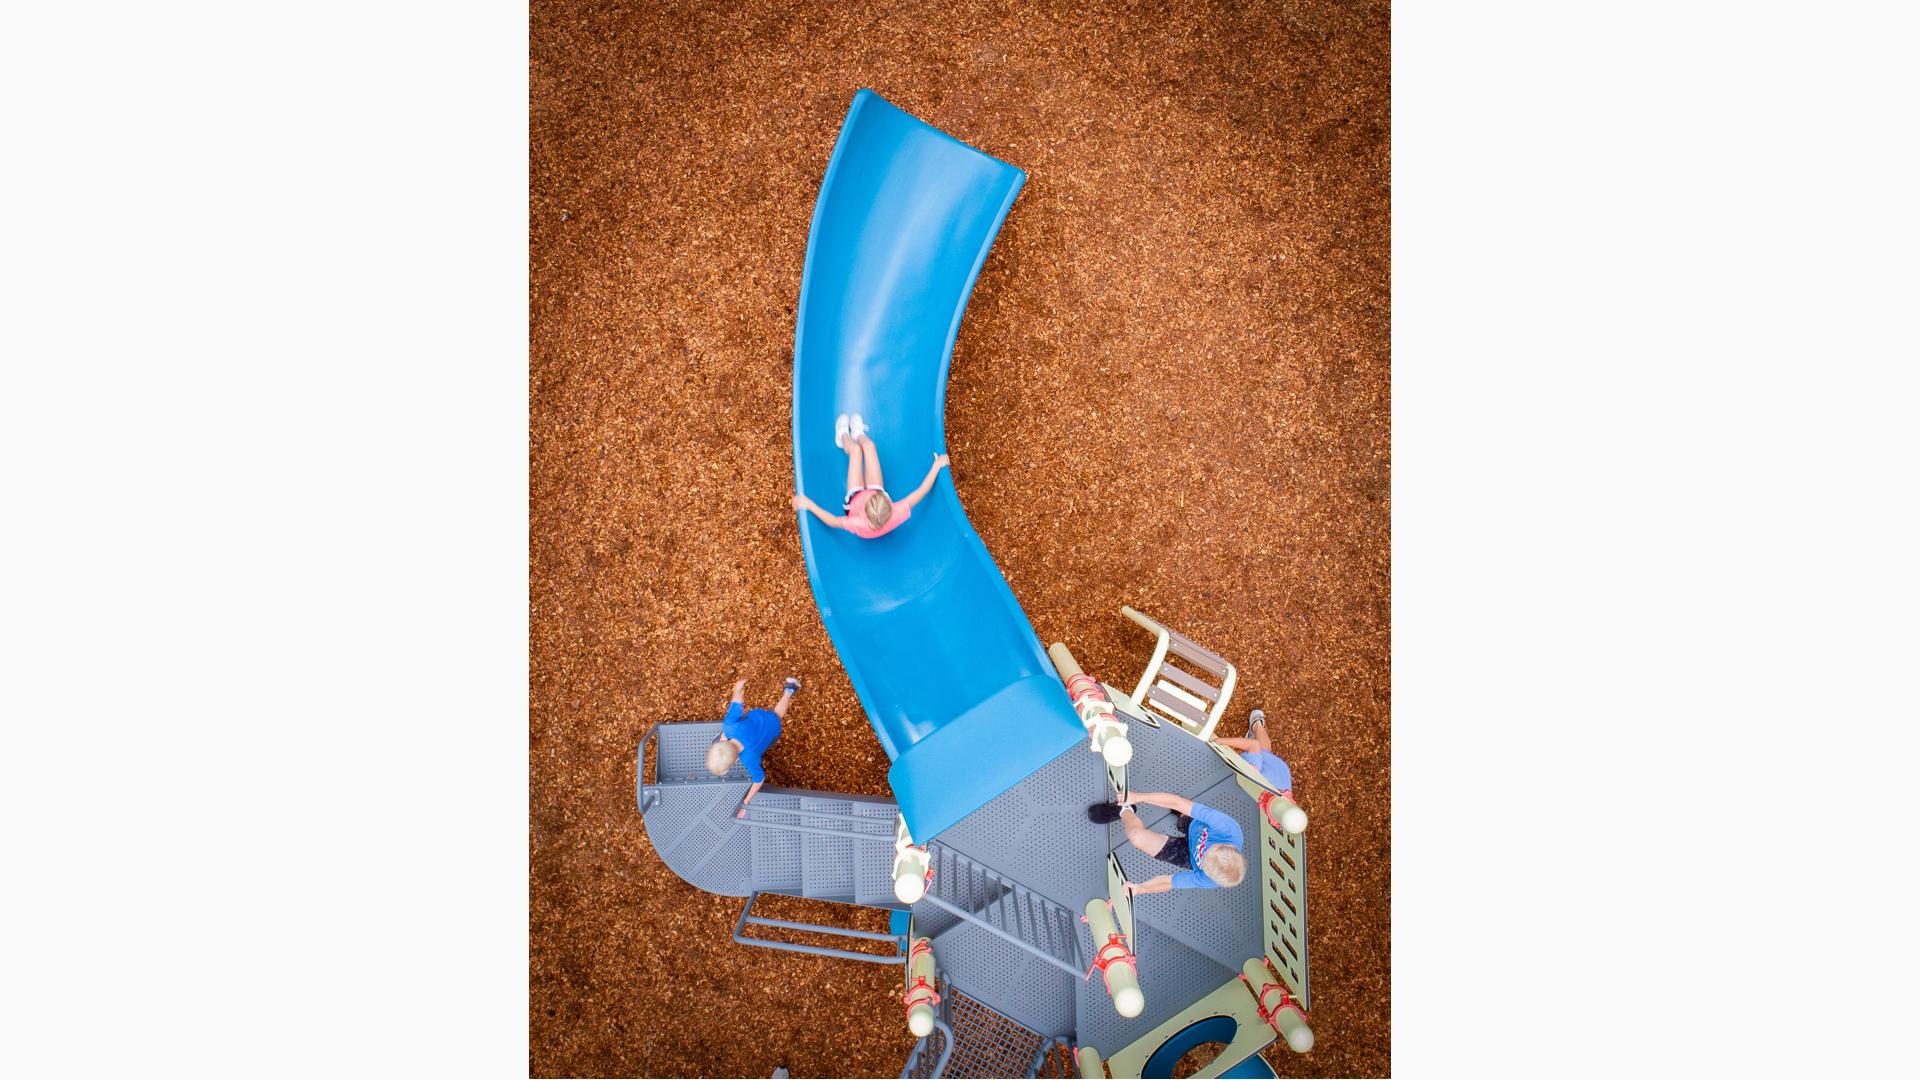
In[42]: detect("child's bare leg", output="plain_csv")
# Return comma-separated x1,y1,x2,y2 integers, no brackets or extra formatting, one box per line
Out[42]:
1120,810,1165,857
845,437,866,492
859,435,883,489
1251,708,1273,752
773,676,800,719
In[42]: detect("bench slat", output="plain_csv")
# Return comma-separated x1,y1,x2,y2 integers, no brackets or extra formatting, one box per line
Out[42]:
1156,662,1220,702
1149,683,1208,725
1168,633,1230,677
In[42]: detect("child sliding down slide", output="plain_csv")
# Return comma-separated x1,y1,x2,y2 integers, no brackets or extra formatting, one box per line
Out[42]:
791,413,948,540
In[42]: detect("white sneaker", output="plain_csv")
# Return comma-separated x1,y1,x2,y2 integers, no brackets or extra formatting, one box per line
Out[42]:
835,414,851,449
849,413,869,443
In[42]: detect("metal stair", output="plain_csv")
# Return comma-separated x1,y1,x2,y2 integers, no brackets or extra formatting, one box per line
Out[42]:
736,790,899,906
639,721,909,961
917,844,1082,977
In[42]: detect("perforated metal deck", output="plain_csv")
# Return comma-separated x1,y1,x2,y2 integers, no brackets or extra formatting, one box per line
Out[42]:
928,740,1111,910
639,711,1310,1075
1085,713,1295,1056
638,725,901,904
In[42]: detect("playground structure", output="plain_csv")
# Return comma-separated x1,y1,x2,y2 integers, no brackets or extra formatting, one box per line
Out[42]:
636,91,1312,1077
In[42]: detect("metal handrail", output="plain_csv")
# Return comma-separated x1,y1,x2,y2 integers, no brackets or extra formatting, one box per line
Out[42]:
736,815,895,845
901,1013,954,1078
1027,1035,1072,1078
636,723,663,813
732,891,908,965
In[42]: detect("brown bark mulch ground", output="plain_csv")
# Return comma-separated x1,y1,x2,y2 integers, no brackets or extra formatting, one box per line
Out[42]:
531,2,1388,1075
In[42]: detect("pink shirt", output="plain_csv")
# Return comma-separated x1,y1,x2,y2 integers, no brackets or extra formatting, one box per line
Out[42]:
843,490,911,539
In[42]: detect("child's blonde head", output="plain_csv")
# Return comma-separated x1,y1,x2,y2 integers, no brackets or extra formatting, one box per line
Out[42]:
1201,844,1246,887
707,739,740,776
864,491,894,530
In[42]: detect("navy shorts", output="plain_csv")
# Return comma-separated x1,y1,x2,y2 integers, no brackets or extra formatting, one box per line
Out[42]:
1152,812,1195,870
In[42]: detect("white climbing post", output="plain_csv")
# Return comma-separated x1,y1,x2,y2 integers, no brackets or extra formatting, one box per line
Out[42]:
905,937,939,1037
891,815,931,903
1242,957,1313,1052
1048,642,1133,766
1074,1044,1104,1078
1259,790,1309,835
1084,898,1143,1018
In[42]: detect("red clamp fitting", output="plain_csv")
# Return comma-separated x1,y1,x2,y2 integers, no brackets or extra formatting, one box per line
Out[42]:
1240,973,1307,1028
904,939,941,1010
903,975,941,1011
1065,673,1109,707
1083,933,1138,990
1257,790,1297,830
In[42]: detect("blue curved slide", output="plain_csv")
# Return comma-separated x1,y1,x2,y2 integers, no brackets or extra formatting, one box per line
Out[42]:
792,90,1085,843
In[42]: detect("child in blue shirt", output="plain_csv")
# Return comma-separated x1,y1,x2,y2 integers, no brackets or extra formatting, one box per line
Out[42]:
1088,790,1247,893
1216,708,1307,833
708,675,800,817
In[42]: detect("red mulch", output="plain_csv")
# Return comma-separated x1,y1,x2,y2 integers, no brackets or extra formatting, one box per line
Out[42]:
532,2,1389,1075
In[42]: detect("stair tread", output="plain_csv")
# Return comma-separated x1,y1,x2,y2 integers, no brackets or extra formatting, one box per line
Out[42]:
920,844,1079,967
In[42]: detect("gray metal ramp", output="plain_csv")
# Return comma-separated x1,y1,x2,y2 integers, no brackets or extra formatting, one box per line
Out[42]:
915,844,1082,975
637,725,902,906
641,781,758,895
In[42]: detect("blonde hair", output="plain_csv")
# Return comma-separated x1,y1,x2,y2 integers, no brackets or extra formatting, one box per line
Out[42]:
1200,844,1246,887
863,491,894,530
706,740,739,776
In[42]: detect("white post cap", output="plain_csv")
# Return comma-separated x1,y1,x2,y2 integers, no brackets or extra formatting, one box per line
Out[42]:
895,873,927,904
1280,804,1308,834
908,1005,935,1037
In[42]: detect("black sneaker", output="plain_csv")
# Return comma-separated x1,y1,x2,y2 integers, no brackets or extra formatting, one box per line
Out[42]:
1087,803,1123,824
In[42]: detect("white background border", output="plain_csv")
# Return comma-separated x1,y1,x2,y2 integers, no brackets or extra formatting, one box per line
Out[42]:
4,2,1915,1076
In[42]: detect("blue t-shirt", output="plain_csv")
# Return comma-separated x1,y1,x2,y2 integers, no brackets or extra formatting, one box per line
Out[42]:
1170,800,1244,890
722,702,782,783
1243,749,1293,792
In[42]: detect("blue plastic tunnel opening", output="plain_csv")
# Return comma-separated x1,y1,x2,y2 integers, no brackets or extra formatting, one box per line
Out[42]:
1142,1015,1275,1079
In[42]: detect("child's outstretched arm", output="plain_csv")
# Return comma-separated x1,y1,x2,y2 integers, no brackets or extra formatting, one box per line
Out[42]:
1130,790,1196,815
895,453,950,512
1127,875,1174,896
736,779,766,818
791,493,847,529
